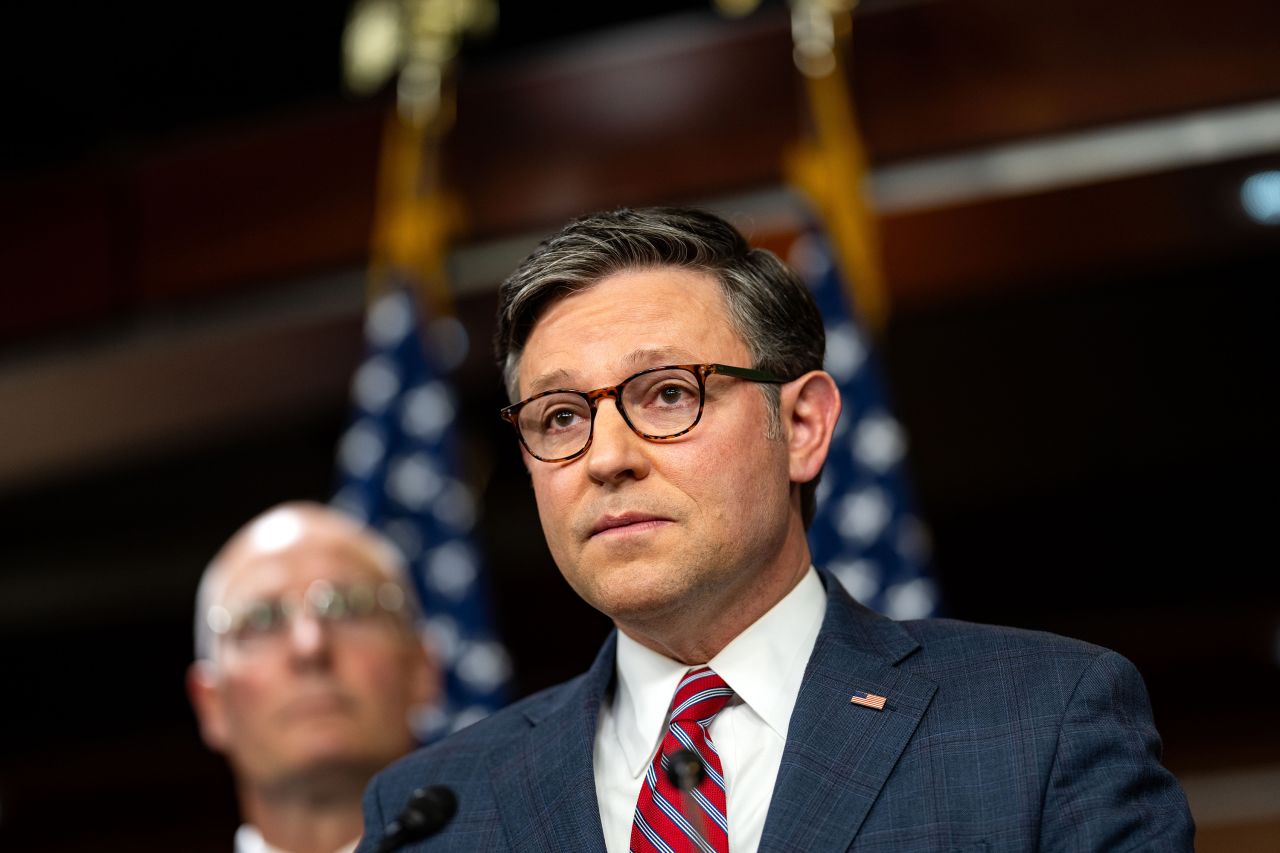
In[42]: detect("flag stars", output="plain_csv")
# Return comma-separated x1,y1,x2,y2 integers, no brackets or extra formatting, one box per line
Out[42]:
400,380,454,442
353,355,402,413
424,614,461,663
337,420,386,478
338,287,524,736
850,690,887,710
837,486,892,545
883,578,938,621
455,641,513,693
823,321,867,384
385,452,445,510
852,412,906,473
831,558,881,604
425,540,479,601
365,290,414,347
797,233,936,622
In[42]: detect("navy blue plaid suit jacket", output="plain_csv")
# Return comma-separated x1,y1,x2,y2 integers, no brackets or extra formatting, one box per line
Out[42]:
358,569,1193,851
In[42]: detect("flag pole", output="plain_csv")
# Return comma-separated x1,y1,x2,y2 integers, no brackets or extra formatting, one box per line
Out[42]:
784,0,889,335
368,99,463,320
336,0,510,737
346,0,496,318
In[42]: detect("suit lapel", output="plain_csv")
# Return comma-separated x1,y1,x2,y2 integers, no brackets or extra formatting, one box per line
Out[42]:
759,573,937,851
488,634,615,852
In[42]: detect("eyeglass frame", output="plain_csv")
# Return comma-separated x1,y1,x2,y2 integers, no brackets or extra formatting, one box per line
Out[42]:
205,578,411,653
499,362,787,463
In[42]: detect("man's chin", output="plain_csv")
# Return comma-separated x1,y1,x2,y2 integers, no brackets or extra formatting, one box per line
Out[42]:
268,719,378,771
581,566,695,625
261,751,391,800
276,722,413,767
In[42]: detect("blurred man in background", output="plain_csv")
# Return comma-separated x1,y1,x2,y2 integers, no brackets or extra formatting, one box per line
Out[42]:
188,502,438,853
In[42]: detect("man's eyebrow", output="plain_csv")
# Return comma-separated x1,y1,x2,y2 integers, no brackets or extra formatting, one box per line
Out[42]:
620,346,698,370
526,368,578,395
526,347,701,395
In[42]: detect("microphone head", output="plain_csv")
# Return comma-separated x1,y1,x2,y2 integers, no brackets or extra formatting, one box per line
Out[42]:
403,785,457,834
665,749,706,791
377,785,457,852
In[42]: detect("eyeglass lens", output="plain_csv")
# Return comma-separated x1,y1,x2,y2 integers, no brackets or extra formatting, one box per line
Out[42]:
219,581,405,650
516,367,702,459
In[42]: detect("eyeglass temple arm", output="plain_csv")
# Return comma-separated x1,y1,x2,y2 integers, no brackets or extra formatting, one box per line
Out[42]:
709,363,788,384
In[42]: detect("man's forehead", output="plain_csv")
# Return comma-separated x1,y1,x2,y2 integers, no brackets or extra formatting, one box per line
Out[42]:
526,345,703,392
516,267,748,393
216,517,391,602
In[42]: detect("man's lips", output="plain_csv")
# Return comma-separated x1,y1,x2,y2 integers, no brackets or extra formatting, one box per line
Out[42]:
278,691,357,722
589,512,673,538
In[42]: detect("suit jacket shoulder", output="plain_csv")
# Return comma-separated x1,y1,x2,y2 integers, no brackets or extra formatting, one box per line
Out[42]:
358,638,616,852
760,575,1193,852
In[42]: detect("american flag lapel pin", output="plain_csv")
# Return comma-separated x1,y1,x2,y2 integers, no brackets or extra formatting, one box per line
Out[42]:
850,690,887,711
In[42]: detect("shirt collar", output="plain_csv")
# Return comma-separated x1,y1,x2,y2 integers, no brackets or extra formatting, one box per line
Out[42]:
611,566,826,778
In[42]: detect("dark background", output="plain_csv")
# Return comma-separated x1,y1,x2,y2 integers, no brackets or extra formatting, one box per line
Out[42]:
2,1,1277,850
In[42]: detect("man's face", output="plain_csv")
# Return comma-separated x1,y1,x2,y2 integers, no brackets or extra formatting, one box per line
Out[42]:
189,515,434,789
516,267,797,634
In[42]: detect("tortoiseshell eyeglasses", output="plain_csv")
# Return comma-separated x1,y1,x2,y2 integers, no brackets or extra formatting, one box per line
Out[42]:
499,363,786,462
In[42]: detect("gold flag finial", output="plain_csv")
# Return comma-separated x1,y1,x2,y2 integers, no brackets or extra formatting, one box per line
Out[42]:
785,0,890,334
344,0,495,316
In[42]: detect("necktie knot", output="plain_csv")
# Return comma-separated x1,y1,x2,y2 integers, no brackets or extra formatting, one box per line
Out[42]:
669,666,733,725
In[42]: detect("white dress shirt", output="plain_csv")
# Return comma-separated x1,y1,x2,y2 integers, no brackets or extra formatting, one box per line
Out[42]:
233,824,358,853
593,567,826,853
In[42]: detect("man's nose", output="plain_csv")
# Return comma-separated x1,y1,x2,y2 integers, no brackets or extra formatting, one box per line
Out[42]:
286,611,333,667
584,398,651,484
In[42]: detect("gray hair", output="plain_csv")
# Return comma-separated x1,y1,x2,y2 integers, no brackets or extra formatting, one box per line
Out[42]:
494,207,827,525
193,502,419,664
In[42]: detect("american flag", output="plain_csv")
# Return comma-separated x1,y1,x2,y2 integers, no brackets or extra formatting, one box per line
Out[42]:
793,232,940,621
332,284,509,740
850,690,888,711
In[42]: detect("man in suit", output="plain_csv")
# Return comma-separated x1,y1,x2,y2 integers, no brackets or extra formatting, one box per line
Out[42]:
189,502,439,853
357,208,1193,851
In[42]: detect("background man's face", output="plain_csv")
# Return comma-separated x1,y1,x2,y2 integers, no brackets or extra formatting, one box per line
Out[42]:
190,517,434,788
517,267,795,632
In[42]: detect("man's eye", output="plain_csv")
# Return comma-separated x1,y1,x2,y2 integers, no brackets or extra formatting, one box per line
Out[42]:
650,382,696,407
545,408,583,431
237,602,284,636
658,385,687,404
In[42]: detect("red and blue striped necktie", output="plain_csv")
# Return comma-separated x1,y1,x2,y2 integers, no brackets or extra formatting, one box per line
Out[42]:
630,667,734,853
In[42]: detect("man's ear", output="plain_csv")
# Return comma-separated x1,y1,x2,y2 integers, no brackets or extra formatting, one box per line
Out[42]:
186,660,230,753
781,370,841,485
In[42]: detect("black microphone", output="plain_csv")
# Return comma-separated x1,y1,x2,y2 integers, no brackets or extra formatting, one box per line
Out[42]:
665,749,710,845
665,749,706,792
375,785,457,853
